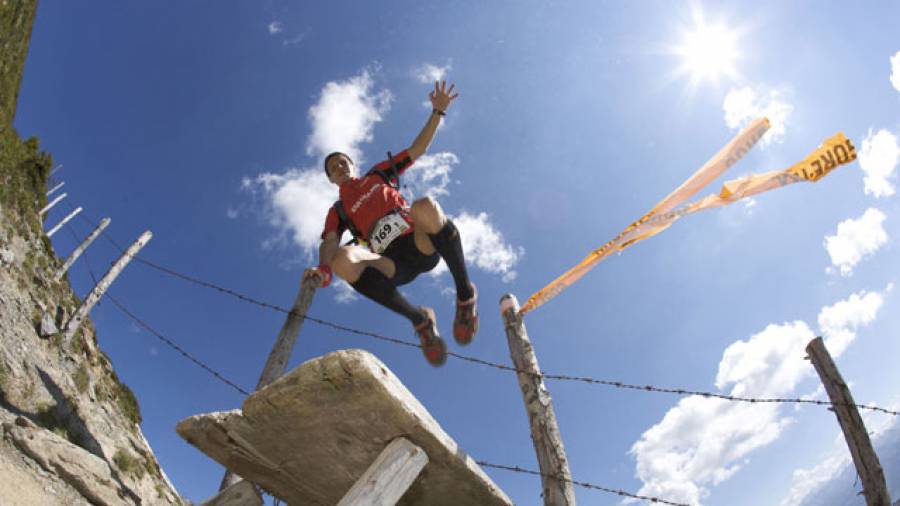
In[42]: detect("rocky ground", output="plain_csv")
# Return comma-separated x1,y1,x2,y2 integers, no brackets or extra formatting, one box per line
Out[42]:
0,129,183,504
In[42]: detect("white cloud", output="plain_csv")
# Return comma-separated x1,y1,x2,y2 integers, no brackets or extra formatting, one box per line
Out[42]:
268,21,283,35
244,167,337,255
891,51,900,93
858,129,899,198
333,279,359,304
226,207,239,219
430,211,522,282
818,287,885,356
723,86,793,146
781,449,848,506
823,208,887,277
453,212,522,282
414,62,452,83
306,70,393,163
401,152,458,201
784,397,900,505
631,287,888,505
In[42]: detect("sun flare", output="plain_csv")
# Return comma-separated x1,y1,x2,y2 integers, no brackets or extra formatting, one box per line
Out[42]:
675,18,740,85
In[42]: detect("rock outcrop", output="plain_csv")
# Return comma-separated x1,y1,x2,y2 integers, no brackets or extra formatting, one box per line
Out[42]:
1,2,184,503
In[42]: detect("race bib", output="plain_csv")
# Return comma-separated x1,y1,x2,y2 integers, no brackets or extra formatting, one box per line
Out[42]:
369,212,410,254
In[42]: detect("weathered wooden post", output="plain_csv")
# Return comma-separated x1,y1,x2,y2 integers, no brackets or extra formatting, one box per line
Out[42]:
337,437,428,506
46,181,65,196
55,217,110,281
217,274,320,493
806,337,891,506
39,192,67,216
63,230,152,345
46,206,82,238
500,294,576,506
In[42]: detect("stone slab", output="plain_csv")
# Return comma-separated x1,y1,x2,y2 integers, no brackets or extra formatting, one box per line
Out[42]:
177,349,512,506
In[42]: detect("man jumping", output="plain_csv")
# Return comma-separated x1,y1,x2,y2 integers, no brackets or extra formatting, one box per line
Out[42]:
304,81,476,366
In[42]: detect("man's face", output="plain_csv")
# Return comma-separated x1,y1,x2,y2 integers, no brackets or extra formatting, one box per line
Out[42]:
326,154,354,184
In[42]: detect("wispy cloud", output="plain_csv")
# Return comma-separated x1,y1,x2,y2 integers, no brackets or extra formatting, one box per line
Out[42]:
723,85,793,147
824,208,888,277
858,129,899,198
414,62,452,83
306,69,393,163
444,211,522,283
783,396,900,505
401,152,457,201
891,51,900,94
242,168,336,256
629,288,887,505
817,286,886,356
267,21,283,35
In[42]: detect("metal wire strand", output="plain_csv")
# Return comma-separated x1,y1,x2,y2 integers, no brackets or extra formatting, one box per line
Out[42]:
475,461,689,506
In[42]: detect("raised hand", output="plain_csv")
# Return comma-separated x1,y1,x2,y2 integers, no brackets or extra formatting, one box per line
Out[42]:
429,81,459,113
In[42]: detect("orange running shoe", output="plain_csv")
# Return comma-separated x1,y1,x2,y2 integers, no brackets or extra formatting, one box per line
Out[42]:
453,283,478,345
414,307,447,366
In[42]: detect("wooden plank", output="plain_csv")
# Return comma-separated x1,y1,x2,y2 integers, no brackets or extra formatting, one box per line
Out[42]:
63,230,152,345
500,294,576,505
46,206,81,238
806,337,891,506
38,192,66,216
337,437,428,506
55,217,110,281
200,480,262,506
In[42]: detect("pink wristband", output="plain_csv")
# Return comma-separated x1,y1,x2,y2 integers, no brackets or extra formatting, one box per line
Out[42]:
317,264,333,288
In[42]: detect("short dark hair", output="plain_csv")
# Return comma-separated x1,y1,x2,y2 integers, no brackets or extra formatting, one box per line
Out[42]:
323,152,353,176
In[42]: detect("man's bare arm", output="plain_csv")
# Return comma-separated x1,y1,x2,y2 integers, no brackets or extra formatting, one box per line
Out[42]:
303,232,340,285
407,81,459,160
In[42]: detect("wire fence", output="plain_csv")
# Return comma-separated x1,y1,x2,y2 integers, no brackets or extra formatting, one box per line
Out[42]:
67,210,900,417
56,212,897,504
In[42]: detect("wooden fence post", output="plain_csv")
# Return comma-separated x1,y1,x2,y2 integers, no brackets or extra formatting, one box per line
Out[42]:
55,217,110,281
218,274,319,492
46,206,82,238
806,337,891,506
63,230,152,345
500,294,576,506
46,181,65,197
39,192,66,216
336,437,428,506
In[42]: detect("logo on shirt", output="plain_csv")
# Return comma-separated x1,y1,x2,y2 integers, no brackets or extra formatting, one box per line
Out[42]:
350,181,382,214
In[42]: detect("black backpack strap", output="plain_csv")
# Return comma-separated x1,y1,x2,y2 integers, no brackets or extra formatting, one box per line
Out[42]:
380,151,402,190
333,200,364,246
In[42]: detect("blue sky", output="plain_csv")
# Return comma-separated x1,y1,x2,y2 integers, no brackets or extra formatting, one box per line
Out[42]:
15,1,900,504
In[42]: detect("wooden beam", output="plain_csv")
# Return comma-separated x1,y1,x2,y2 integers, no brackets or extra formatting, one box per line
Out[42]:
64,230,152,345
39,192,67,216
55,217,110,281
255,274,319,390
337,437,428,506
46,181,65,197
806,337,891,506
46,206,82,238
500,294,576,505
219,274,319,491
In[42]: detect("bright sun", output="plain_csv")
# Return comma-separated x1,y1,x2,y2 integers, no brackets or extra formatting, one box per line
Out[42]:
674,16,740,85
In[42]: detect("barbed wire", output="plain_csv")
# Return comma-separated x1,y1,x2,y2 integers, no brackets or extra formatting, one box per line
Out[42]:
69,212,900,417
476,461,688,506
62,215,251,396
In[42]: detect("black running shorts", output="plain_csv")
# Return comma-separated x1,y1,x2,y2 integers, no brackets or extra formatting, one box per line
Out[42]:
382,232,440,286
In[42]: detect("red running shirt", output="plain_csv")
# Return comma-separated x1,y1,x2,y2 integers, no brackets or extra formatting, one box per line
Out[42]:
321,150,415,242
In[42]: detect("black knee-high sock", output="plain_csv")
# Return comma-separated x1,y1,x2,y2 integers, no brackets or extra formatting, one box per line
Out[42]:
351,267,425,325
429,220,474,301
